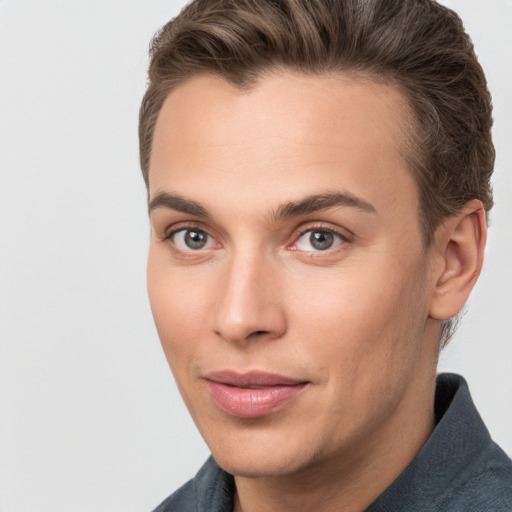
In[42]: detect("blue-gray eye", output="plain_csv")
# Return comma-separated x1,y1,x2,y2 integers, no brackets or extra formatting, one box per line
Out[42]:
295,230,343,251
172,229,213,250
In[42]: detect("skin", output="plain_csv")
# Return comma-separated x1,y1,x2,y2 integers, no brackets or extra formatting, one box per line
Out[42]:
147,72,486,512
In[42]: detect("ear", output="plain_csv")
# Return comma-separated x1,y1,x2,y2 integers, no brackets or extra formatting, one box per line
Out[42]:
429,199,487,321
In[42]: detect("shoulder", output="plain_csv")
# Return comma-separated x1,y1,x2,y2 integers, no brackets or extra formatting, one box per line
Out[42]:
151,473,197,512
151,456,234,512
427,374,512,511
437,443,512,512
367,374,512,512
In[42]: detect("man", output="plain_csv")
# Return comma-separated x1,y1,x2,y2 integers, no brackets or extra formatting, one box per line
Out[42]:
141,0,512,510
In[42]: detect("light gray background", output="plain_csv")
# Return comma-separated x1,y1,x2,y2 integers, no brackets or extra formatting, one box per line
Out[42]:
0,1,510,511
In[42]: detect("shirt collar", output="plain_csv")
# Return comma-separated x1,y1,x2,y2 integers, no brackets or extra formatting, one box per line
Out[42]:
366,373,492,510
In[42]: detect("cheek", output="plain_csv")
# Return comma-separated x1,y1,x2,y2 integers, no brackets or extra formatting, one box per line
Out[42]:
147,249,209,372
288,259,430,434
290,255,429,372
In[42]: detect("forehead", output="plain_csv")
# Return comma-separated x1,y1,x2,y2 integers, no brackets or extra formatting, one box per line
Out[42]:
149,72,419,224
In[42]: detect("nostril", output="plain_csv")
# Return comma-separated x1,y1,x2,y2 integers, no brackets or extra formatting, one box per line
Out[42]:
250,330,268,337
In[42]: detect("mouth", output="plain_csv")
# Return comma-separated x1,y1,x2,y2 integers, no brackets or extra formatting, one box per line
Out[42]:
204,370,309,418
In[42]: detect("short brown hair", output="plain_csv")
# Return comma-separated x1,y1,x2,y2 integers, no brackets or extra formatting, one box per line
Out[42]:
140,0,494,245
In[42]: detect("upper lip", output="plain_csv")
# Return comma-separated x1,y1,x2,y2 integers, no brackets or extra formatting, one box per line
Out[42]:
204,370,308,387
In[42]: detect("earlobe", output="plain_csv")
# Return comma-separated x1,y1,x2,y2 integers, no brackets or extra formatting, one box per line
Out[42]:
429,200,487,321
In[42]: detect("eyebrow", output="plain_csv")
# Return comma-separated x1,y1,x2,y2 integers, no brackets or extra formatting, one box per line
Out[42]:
148,190,377,220
149,192,211,218
271,191,377,221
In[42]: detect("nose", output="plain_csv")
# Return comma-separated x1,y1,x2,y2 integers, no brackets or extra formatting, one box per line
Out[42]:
211,251,287,345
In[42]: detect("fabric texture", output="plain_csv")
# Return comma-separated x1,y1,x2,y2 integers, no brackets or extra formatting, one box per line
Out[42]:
152,373,512,511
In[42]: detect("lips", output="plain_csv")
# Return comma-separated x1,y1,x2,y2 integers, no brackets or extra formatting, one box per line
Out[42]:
205,371,308,418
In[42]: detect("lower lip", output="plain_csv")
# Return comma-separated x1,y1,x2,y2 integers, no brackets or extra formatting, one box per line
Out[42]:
206,381,308,418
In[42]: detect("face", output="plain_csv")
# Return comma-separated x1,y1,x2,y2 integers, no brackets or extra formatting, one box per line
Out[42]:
147,73,439,478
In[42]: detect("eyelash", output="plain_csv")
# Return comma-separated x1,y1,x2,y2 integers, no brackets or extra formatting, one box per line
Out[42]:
160,222,350,255
160,223,216,256
291,224,349,253
162,222,205,240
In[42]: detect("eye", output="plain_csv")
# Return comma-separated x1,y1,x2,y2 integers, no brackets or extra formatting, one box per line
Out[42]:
171,228,215,251
294,229,345,252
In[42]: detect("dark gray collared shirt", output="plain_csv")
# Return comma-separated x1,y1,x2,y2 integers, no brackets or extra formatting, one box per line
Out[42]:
153,374,512,511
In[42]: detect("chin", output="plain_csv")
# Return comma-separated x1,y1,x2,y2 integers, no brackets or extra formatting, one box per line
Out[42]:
208,429,322,479
215,452,308,479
